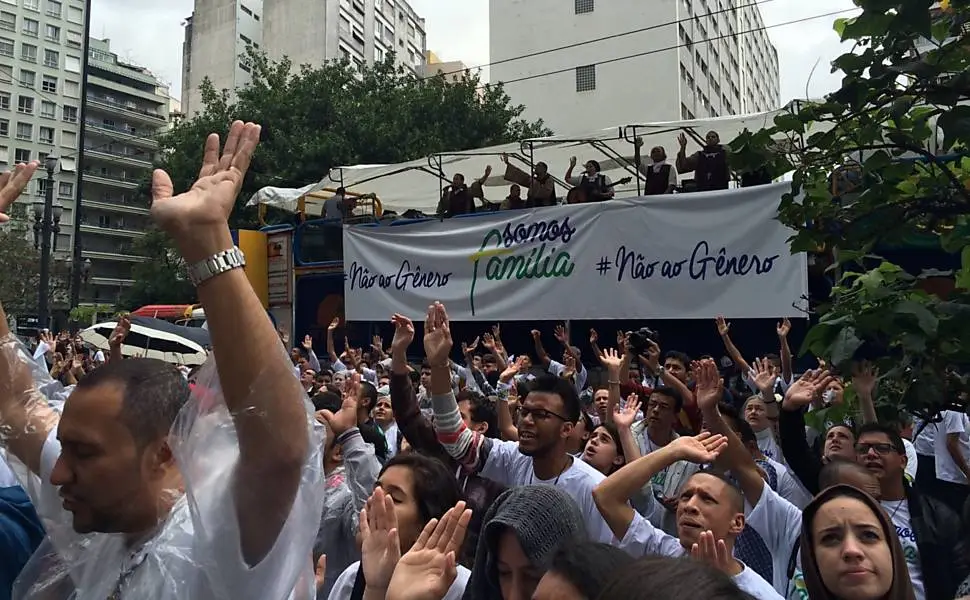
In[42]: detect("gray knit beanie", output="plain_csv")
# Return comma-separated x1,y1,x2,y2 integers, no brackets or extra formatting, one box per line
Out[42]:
462,485,588,600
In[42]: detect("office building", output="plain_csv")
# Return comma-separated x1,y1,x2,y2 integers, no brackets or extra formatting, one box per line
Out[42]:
0,0,88,254
181,0,262,117
80,37,169,305
418,50,469,81
181,0,427,116
489,0,780,134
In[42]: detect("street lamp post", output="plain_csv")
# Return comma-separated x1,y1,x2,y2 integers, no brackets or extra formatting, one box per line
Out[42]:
33,155,62,331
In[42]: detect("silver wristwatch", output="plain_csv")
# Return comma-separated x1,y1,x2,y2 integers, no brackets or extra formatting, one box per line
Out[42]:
186,247,247,287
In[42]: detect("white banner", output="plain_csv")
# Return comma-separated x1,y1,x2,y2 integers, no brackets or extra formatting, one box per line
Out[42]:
343,183,808,321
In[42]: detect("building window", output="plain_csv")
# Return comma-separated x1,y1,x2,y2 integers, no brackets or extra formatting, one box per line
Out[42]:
46,0,60,17
43,48,57,67
374,46,384,63
0,118,7,136
41,74,56,93
40,99,53,117
21,17,37,37
0,91,8,110
60,128,75,147
58,180,72,197
0,145,8,164
14,147,29,162
0,63,11,83
62,104,76,122
63,78,77,97
0,36,11,57
0,11,14,31
65,28,80,47
38,125,52,143
18,68,33,87
23,0,39,9
575,64,596,92
20,42,35,62
240,3,252,16
66,4,81,24
575,0,594,14
17,95,32,114
64,53,78,72
15,122,31,140
37,177,46,195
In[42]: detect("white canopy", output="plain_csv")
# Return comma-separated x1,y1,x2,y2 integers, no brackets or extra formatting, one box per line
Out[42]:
247,102,813,215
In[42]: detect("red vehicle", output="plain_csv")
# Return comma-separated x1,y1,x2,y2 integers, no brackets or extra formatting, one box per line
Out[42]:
131,304,206,327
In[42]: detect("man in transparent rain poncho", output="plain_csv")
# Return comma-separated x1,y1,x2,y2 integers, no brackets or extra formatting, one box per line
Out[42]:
0,122,327,600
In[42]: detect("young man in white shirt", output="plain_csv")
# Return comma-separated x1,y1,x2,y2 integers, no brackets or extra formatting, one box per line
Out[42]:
424,302,614,544
932,409,970,513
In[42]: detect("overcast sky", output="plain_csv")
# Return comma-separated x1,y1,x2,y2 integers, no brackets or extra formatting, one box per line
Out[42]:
93,0,857,103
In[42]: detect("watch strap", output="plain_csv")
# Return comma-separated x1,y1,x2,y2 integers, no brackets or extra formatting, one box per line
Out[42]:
187,247,247,287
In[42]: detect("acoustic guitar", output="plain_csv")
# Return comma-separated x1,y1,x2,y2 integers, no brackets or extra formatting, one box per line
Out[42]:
566,176,633,204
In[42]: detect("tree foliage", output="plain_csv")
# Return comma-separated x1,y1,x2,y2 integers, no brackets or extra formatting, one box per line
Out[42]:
0,226,69,318
731,0,970,418
158,52,552,230
119,229,197,309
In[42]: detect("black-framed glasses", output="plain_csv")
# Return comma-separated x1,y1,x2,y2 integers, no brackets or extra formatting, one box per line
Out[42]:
519,406,570,422
855,442,897,456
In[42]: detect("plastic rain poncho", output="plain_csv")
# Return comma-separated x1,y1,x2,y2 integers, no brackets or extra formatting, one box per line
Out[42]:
0,334,327,600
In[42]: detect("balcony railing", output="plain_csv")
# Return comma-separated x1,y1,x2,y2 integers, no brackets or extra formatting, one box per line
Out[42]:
82,170,141,188
86,94,166,122
79,221,147,237
83,197,150,215
84,145,153,165
84,121,159,146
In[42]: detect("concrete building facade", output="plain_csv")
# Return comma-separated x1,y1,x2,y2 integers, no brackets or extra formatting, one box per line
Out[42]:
0,0,88,254
181,0,262,116
181,0,427,116
80,37,169,305
488,0,780,134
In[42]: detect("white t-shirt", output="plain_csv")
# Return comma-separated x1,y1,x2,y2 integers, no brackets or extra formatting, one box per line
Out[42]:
323,196,346,220
14,401,326,600
618,511,783,599
881,499,924,600
902,438,919,481
933,410,969,484
912,418,937,456
547,359,588,394
328,561,470,600
755,427,783,464
743,484,803,597
763,456,811,510
480,439,614,544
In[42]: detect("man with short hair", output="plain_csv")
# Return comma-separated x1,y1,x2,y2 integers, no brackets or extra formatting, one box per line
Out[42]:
424,302,614,543
0,122,324,599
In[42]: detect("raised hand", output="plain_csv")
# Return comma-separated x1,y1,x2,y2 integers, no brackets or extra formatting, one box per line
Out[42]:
500,355,526,382
151,121,261,263
0,161,39,223
750,357,777,395
530,329,541,340
691,530,734,575
589,328,598,345
461,336,480,356
372,335,384,353
328,318,340,332
614,394,641,430
359,487,402,592
423,302,453,367
553,324,568,345
108,315,131,348
569,156,577,167
321,372,361,435
390,314,415,356
693,359,723,412
851,361,878,398
302,334,314,351
598,347,623,372
643,340,661,371
777,318,791,338
670,431,728,465
678,132,688,149
714,315,730,336
782,369,833,411
386,501,472,600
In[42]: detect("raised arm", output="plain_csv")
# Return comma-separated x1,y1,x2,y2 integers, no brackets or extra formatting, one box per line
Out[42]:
326,318,341,364
852,361,878,425
389,314,445,459
531,329,551,366
675,133,698,174
151,121,309,565
714,316,751,375
0,161,60,475
777,318,793,384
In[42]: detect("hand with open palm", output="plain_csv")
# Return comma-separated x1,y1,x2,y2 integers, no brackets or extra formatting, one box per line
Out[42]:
693,359,723,413
670,431,728,465
0,161,39,223
150,121,260,263
390,314,415,358
691,530,735,576
386,502,472,600
320,372,360,435
614,394,641,430
782,369,833,411
750,357,777,395
423,302,452,368
360,487,402,593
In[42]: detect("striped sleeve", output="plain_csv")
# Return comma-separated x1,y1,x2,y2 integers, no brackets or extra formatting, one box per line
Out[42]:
431,391,490,472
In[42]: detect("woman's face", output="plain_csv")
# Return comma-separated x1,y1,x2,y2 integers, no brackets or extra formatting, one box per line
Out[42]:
744,397,769,431
532,571,584,600
582,426,623,475
811,496,893,600
376,465,423,551
497,529,543,600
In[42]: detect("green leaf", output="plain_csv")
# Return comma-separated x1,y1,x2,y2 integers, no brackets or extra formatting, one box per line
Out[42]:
829,327,864,367
957,246,970,290
937,105,970,152
895,299,939,335
800,323,837,358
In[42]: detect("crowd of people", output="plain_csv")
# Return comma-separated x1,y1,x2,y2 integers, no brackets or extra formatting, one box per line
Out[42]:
0,122,968,600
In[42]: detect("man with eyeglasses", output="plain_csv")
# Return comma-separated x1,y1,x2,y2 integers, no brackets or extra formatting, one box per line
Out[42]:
422,301,615,544
855,423,968,600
